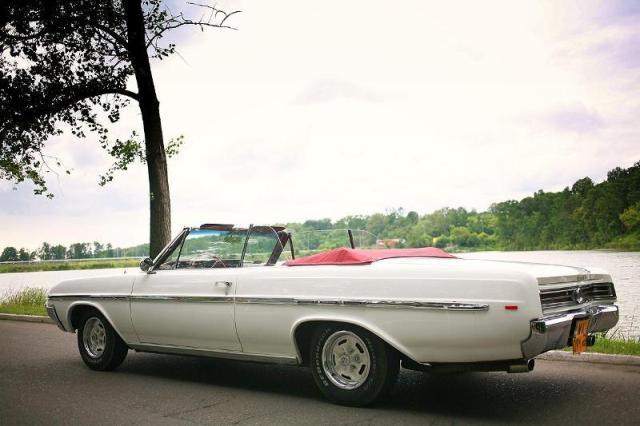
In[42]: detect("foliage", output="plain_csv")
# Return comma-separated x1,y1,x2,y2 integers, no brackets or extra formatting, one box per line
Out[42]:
0,258,140,273
0,240,149,265
490,161,640,250
282,162,640,252
563,329,640,357
1,1,239,257
0,0,236,196
620,201,640,232
0,247,18,261
588,335,640,356
0,287,48,315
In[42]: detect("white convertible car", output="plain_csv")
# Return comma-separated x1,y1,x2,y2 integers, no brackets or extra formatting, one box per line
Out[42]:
46,224,619,405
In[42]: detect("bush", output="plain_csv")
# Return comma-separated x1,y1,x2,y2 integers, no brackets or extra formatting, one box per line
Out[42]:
0,287,48,316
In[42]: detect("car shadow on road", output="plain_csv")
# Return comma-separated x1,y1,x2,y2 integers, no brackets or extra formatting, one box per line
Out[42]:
112,353,600,423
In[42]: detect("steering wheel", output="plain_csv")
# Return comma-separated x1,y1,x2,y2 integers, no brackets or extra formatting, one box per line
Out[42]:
208,254,227,268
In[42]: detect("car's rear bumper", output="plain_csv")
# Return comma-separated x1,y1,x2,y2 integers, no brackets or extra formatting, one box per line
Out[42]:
521,304,619,359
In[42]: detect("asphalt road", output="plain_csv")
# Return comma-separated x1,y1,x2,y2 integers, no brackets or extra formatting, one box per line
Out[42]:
1,321,640,425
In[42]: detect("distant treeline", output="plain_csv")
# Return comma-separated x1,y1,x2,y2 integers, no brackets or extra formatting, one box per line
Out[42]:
1,161,639,260
285,161,640,251
0,242,150,262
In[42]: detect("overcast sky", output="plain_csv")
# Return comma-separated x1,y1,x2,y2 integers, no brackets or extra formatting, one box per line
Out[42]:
2,0,640,249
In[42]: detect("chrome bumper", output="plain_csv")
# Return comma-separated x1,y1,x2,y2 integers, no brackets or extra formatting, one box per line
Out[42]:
521,304,619,359
46,303,66,331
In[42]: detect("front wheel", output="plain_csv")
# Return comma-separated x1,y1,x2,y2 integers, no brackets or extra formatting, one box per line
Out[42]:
310,324,399,406
77,310,128,371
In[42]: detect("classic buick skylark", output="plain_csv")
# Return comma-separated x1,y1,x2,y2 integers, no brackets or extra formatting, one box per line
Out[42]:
47,224,619,405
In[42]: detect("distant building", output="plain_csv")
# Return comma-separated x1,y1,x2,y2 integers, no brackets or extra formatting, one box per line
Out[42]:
375,238,405,248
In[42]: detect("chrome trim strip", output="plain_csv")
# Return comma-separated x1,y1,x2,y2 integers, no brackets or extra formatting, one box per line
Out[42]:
129,295,234,303
539,282,615,294
49,294,488,311
235,297,489,311
130,343,299,365
48,295,129,301
537,274,611,286
48,294,232,303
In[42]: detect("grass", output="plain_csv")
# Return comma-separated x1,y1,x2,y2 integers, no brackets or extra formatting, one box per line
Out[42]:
0,258,140,274
0,287,48,316
588,335,640,356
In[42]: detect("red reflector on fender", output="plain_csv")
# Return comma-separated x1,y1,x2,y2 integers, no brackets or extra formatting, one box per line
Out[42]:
505,305,518,311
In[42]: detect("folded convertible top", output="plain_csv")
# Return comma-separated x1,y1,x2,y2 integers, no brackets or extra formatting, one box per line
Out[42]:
284,247,456,266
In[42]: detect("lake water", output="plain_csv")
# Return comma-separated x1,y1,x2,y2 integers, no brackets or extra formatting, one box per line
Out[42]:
1,251,638,337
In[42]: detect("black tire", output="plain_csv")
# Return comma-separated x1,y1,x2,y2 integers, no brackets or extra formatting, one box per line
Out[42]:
76,310,128,371
309,323,399,406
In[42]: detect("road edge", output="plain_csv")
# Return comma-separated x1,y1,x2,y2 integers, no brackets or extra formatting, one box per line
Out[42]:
0,313,53,324
1,314,639,366
538,350,640,366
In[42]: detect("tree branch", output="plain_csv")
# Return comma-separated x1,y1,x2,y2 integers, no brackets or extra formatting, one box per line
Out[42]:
146,3,240,49
23,86,139,121
91,22,128,48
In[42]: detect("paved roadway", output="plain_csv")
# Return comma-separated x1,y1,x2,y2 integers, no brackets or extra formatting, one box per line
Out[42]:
1,320,640,425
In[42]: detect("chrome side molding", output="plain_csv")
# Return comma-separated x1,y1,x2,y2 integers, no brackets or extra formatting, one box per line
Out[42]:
49,294,489,311
130,343,299,365
48,295,129,301
235,297,489,311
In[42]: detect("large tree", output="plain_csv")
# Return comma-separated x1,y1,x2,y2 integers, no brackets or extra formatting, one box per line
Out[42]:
0,1,238,257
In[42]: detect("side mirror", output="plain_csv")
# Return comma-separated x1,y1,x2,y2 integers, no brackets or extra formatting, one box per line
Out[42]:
140,257,154,272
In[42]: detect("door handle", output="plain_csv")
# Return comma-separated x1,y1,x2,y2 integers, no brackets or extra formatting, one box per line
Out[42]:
215,281,232,287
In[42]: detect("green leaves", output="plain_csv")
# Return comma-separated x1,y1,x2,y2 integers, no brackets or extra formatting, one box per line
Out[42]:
98,131,145,186
98,131,185,185
0,1,134,197
165,134,184,158
1,0,237,199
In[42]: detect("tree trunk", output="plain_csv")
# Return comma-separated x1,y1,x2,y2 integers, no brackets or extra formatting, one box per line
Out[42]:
124,0,171,258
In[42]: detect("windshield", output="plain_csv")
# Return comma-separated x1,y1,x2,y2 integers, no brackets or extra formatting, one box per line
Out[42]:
158,227,248,269
153,226,377,270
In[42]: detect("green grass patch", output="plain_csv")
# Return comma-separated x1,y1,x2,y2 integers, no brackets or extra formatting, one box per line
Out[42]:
0,287,48,316
561,333,640,356
589,335,640,356
0,258,140,273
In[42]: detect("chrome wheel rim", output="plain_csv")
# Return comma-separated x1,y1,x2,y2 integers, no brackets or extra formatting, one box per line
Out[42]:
321,330,371,390
82,317,106,358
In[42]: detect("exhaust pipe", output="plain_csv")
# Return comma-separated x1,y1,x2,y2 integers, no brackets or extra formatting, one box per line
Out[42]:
508,359,535,373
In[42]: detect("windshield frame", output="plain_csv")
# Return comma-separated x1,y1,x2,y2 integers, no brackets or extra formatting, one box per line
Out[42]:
150,224,291,271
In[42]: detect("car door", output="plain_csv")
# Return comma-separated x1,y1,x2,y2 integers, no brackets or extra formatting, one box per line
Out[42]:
130,228,243,351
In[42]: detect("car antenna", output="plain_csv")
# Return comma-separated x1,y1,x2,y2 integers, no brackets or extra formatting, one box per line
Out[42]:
348,229,355,249
288,232,295,259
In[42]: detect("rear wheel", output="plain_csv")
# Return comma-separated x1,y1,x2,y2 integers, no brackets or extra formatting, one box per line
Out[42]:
309,324,399,406
77,310,128,371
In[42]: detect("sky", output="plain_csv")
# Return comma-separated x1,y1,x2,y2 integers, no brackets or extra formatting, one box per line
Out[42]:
2,0,640,249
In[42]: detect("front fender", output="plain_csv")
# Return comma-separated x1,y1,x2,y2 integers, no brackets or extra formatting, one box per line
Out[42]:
65,300,134,344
